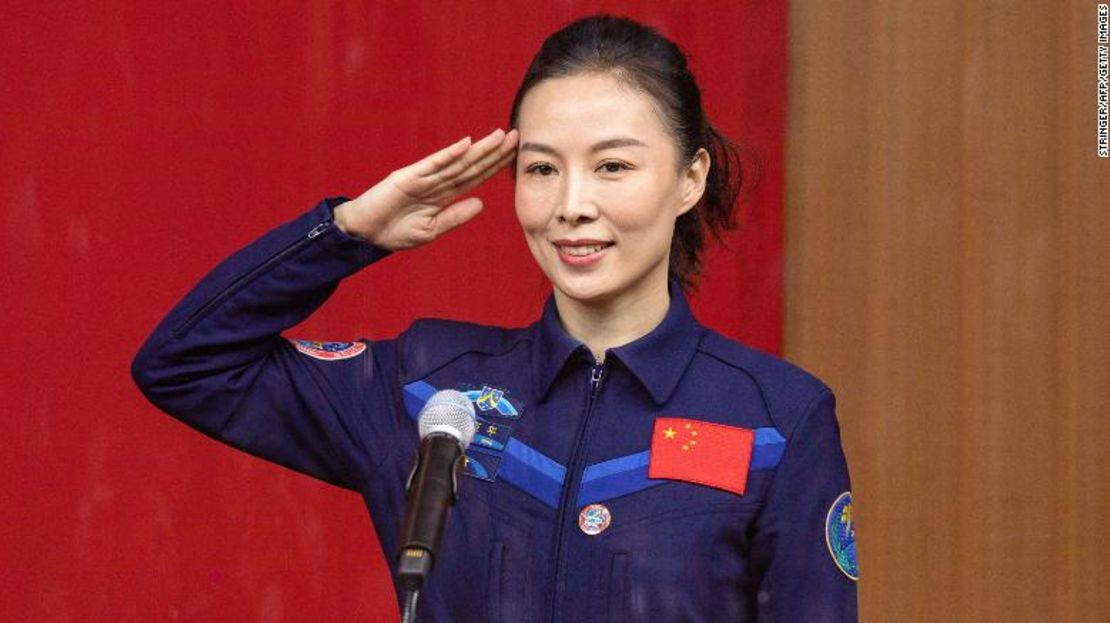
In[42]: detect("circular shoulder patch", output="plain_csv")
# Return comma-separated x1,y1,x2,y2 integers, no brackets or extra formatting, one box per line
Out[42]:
289,339,366,361
825,491,858,580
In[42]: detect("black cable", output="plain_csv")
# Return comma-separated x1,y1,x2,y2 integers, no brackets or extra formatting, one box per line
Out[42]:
400,589,420,623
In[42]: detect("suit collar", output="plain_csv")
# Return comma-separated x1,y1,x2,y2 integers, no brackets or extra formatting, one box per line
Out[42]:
531,281,703,405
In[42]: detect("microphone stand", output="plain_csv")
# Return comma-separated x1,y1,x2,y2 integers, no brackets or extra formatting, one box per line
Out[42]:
400,588,421,623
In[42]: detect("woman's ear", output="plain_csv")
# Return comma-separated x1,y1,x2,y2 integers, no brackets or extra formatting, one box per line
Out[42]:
678,148,711,216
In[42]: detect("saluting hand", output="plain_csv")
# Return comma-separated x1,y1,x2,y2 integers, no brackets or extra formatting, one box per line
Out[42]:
334,128,520,250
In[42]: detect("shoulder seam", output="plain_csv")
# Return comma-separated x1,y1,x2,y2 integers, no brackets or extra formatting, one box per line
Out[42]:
696,332,829,434
695,346,778,429
787,386,834,440
749,387,836,525
401,319,534,381
360,338,405,489
413,336,535,381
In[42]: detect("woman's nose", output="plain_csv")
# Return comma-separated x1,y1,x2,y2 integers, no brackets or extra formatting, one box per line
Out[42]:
555,175,599,223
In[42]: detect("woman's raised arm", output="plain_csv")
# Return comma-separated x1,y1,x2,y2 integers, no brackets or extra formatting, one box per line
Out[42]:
131,129,517,491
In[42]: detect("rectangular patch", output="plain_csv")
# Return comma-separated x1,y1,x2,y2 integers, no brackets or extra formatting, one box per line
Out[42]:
648,417,754,496
464,450,503,482
473,419,512,452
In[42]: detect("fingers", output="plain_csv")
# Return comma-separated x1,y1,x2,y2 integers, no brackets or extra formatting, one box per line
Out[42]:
435,143,517,200
430,196,484,238
426,128,511,184
430,129,518,196
408,135,473,179
397,128,516,199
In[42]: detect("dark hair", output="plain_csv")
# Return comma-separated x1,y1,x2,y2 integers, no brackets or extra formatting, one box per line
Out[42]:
509,14,743,290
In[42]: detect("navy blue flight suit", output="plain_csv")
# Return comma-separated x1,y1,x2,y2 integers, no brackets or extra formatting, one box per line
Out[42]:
132,198,858,622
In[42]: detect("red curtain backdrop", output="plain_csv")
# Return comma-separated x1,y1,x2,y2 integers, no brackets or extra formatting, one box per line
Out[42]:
0,1,786,619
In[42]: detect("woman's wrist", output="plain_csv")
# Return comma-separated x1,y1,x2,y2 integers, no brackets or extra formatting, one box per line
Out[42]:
332,200,357,236
335,197,398,250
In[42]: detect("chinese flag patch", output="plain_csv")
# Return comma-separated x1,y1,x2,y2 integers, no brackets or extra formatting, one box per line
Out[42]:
648,417,755,495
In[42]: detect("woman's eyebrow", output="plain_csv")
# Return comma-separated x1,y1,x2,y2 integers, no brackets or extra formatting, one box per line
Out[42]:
519,137,647,155
519,142,558,155
590,137,647,152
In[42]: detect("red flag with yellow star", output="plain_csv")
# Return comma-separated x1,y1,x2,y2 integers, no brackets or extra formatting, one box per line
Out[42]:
648,417,755,495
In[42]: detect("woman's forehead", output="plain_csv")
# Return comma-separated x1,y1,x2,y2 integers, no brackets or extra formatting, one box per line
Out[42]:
515,73,672,151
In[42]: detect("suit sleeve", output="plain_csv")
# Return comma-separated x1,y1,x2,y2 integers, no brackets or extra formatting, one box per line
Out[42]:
131,197,404,492
750,389,858,622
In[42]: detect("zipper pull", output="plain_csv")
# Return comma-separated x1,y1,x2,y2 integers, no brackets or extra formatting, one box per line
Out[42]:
307,221,331,239
590,365,605,397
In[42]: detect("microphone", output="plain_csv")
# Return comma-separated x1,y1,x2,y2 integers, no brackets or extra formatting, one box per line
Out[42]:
397,389,477,591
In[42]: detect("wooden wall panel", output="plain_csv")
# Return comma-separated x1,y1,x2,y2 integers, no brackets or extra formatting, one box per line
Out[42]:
786,1,1110,620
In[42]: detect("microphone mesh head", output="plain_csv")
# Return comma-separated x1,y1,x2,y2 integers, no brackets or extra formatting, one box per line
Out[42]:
417,389,477,448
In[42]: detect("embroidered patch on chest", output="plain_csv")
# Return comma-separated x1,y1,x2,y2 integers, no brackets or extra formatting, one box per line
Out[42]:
826,491,858,580
463,451,503,482
289,339,366,360
462,419,514,482
473,419,512,452
457,384,521,419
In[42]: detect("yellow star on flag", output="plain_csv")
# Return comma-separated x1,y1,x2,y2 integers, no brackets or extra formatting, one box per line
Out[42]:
663,427,677,440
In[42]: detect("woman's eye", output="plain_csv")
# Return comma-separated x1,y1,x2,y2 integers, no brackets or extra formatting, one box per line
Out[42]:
598,161,630,174
526,163,556,176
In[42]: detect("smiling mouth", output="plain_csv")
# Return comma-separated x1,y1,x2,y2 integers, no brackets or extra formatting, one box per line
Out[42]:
558,243,612,256
552,240,614,265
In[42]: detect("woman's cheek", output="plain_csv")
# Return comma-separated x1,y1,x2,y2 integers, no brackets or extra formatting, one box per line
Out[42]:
600,178,657,223
513,186,535,229
515,185,554,232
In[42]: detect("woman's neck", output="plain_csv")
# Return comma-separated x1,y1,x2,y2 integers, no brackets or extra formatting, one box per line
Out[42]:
553,278,671,363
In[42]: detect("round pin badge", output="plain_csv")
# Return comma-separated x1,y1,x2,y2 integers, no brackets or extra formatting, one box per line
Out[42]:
578,504,612,536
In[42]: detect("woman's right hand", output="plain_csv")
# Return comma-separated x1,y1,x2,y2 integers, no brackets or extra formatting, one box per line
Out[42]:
334,128,519,251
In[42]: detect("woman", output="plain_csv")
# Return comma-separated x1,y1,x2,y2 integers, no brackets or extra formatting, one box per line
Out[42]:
133,15,857,622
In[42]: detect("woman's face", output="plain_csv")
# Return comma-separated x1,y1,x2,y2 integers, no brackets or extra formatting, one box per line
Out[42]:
514,72,707,309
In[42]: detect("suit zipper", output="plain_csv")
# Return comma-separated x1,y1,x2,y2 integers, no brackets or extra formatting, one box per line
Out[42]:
548,361,605,622
173,220,333,337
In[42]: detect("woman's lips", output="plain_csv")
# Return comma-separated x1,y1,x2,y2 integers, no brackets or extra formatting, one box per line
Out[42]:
553,240,613,267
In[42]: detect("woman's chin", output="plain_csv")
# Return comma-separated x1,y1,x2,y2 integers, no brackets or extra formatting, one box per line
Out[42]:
551,273,614,304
